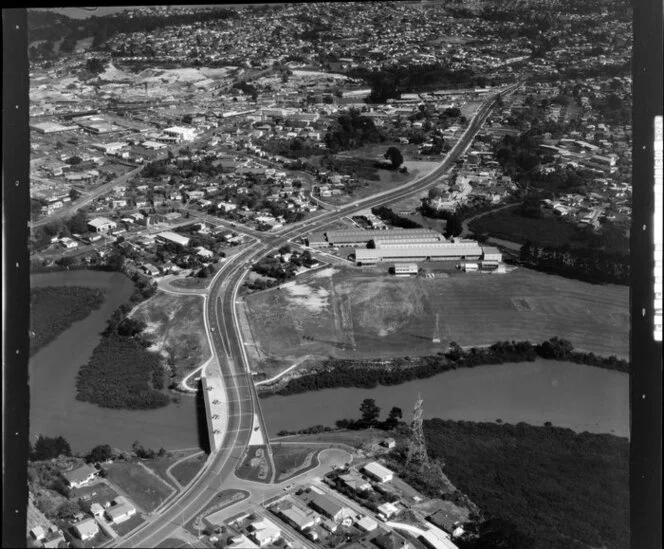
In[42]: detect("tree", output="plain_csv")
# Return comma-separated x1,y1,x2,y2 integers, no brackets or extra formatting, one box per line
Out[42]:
66,155,82,165
384,146,404,170
87,444,113,463
67,211,88,234
31,435,72,461
383,406,403,429
359,398,381,426
445,214,463,237
85,57,106,74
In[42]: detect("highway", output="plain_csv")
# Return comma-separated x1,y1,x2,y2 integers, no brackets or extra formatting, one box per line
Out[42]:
114,80,524,547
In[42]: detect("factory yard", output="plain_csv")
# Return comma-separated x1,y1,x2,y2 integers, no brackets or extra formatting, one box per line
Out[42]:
243,267,629,372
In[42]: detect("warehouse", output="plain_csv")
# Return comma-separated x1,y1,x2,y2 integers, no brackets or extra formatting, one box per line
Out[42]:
156,231,191,248
363,462,394,483
355,239,484,265
325,227,443,247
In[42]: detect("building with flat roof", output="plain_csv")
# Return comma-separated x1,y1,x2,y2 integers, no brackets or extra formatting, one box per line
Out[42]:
394,263,419,276
156,231,191,248
355,240,483,265
88,217,118,234
363,462,394,483
325,228,442,247
281,505,317,531
163,126,197,142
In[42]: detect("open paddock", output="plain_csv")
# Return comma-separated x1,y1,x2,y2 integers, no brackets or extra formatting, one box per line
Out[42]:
243,267,629,372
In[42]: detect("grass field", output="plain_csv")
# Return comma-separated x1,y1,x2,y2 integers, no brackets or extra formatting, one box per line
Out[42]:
132,292,211,383
468,205,583,248
141,449,201,490
272,445,320,482
170,452,207,487
105,461,175,513
169,277,212,290
243,267,629,373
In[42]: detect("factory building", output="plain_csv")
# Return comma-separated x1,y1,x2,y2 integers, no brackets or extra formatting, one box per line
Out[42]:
355,238,484,265
156,231,191,248
324,228,443,247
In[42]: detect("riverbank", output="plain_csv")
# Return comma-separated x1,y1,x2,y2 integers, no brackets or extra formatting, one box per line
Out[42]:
260,359,629,438
30,271,203,453
257,337,628,398
30,285,106,356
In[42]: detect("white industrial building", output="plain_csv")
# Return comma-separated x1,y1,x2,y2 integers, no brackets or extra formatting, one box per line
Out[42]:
162,126,197,142
363,461,395,483
393,263,419,276
355,239,484,265
156,231,191,248
325,228,443,247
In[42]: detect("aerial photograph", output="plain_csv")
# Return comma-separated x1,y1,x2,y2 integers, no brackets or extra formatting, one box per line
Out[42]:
24,1,631,548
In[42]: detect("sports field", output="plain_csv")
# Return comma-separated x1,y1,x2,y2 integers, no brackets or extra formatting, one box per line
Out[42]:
242,267,629,371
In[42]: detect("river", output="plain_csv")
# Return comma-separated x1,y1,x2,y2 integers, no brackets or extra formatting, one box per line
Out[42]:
30,270,203,454
261,360,630,439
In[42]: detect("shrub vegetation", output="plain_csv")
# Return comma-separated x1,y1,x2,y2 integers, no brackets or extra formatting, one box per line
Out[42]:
30,286,105,355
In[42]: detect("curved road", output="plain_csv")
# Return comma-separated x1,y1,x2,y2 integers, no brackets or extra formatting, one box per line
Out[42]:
117,80,524,547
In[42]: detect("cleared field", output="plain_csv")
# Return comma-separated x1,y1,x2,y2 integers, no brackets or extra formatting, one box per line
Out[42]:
105,461,175,513
243,267,629,371
132,292,211,383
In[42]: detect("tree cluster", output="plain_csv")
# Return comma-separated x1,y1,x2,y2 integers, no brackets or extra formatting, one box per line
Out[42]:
519,241,629,285
324,109,384,153
261,337,628,398
424,419,629,549
370,206,422,229
30,435,72,461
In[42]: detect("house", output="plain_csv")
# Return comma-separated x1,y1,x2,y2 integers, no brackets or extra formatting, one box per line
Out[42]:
280,505,317,531
105,497,137,524
249,518,281,547
377,502,400,519
90,503,104,517
363,462,394,483
339,472,372,492
142,263,160,276
62,464,97,488
382,438,397,449
29,526,45,541
309,493,352,523
88,217,118,234
72,517,99,540
196,246,214,259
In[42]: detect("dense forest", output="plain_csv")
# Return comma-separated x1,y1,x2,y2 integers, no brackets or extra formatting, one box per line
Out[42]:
260,338,628,397
30,286,106,356
423,419,629,549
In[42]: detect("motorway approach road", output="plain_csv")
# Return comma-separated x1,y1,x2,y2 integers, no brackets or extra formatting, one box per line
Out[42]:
115,80,525,548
